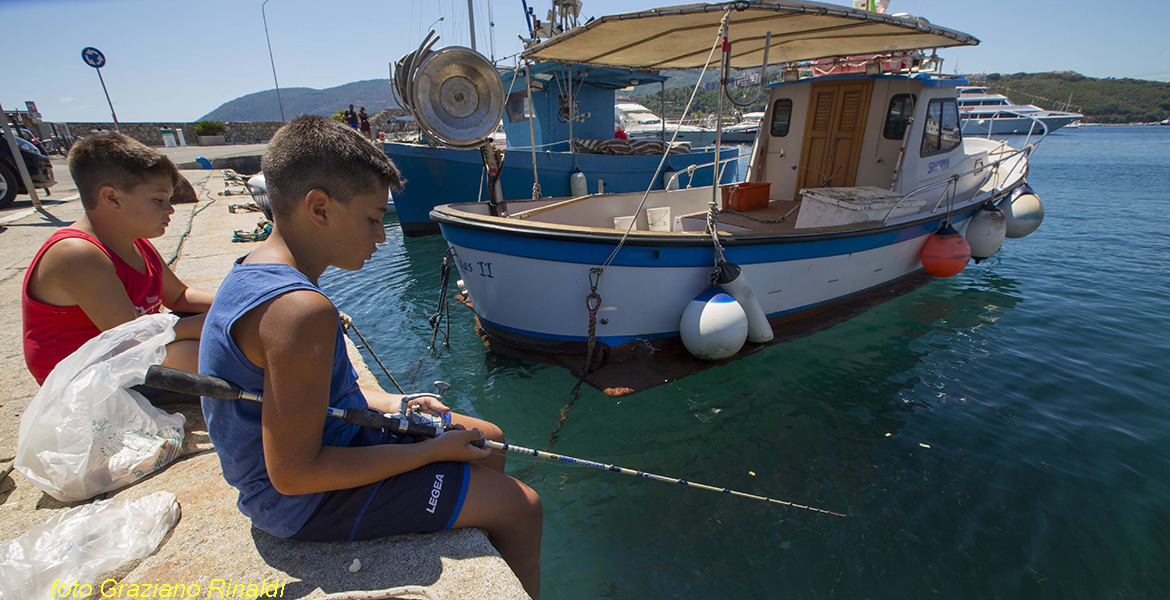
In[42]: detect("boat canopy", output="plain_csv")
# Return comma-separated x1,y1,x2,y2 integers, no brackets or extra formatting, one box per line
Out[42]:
501,61,666,96
522,0,978,70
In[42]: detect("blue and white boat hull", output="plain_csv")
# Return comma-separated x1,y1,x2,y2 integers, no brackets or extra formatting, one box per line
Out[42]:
433,191,983,351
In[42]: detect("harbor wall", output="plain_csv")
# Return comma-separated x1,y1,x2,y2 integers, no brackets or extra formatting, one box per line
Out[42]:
51,121,285,146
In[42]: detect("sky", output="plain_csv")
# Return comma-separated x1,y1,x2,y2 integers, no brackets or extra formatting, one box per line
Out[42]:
3,0,1167,123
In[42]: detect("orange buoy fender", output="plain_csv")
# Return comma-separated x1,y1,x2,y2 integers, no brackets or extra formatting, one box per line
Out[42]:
921,224,971,277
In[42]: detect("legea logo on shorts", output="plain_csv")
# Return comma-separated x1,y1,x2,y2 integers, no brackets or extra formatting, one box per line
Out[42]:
425,474,445,514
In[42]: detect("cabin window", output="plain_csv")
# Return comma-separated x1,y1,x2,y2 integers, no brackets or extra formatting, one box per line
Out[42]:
505,91,531,124
883,94,916,140
921,98,962,156
770,99,793,137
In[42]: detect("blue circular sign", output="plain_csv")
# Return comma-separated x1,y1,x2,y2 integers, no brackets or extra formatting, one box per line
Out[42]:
82,47,106,69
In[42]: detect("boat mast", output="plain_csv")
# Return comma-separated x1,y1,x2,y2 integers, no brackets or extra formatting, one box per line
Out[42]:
466,0,477,51
711,11,729,215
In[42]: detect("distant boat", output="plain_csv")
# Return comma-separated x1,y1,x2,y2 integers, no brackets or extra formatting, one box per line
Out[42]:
957,86,1082,135
615,101,719,146
720,111,765,144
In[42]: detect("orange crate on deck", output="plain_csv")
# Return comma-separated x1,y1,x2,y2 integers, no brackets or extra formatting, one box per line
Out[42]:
721,182,771,212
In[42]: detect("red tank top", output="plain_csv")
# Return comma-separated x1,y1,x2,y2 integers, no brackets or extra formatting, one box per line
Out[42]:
22,229,165,384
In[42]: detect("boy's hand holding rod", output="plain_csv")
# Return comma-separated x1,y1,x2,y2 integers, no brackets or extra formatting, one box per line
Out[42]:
145,366,845,517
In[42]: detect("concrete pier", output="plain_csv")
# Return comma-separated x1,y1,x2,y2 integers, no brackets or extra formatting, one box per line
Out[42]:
0,151,529,599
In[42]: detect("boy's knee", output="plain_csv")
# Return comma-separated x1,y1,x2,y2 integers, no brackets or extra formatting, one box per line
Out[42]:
520,481,542,517
483,421,505,444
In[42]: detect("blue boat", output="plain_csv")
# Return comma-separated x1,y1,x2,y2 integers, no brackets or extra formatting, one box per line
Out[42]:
385,60,739,236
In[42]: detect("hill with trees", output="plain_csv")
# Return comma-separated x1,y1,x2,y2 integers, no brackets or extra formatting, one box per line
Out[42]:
627,69,1170,124
967,72,1170,124
199,79,400,122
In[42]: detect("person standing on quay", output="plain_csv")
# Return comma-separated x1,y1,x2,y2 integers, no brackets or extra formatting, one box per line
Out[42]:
344,105,358,130
358,107,371,140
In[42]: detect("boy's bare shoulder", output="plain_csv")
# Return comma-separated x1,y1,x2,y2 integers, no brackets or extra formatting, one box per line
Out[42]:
256,288,338,341
38,236,119,280
29,236,122,307
235,287,336,367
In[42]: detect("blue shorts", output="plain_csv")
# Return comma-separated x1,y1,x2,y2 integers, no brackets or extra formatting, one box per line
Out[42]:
290,425,470,542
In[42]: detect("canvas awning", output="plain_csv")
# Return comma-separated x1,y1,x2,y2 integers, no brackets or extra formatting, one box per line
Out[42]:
522,1,979,70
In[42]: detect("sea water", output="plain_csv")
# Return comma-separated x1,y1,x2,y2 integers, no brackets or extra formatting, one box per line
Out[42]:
322,125,1170,599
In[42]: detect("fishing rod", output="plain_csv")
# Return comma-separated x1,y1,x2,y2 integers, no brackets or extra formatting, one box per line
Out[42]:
144,366,846,517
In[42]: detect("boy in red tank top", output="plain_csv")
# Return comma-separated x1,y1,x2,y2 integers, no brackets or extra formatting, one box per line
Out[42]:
22,133,215,384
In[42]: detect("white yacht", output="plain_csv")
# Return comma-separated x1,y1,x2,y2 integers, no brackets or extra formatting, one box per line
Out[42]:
720,111,766,143
616,101,718,146
957,86,1082,135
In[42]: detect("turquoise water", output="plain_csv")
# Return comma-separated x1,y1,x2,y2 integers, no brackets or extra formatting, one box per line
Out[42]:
322,125,1170,599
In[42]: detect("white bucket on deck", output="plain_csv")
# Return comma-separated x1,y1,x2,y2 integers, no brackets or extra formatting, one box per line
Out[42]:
647,207,671,232
614,215,636,230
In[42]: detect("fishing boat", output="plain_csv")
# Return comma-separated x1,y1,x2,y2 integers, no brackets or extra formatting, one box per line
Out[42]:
957,86,1083,135
424,1,1047,394
385,18,738,236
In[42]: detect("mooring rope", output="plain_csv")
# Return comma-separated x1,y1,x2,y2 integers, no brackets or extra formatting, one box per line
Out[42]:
338,311,405,394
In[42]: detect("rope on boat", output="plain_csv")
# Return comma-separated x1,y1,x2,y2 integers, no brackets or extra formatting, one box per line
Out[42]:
718,205,798,224
583,268,604,374
523,60,542,198
427,248,455,356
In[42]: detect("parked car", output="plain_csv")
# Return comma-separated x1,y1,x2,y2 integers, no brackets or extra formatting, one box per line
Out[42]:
0,135,55,208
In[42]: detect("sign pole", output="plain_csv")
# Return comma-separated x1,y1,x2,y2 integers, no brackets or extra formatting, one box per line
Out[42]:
81,47,120,133
95,68,120,133
0,102,43,211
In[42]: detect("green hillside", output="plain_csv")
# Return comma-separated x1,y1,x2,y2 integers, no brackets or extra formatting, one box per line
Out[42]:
199,79,400,122
967,72,1170,124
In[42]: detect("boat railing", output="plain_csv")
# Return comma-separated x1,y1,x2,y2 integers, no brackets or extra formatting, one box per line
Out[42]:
665,154,741,190
880,144,1029,223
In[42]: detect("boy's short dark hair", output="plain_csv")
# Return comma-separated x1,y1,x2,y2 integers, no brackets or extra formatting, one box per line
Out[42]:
261,115,402,220
68,133,180,209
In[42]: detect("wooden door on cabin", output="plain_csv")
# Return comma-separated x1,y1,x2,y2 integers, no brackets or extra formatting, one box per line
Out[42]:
795,80,873,196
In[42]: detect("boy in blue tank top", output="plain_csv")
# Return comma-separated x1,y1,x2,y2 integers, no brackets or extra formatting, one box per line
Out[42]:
200,116,541,598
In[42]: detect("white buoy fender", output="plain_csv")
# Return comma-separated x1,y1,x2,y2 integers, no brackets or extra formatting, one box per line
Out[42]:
965,204,1007,263
715,260,773,344
662,169,679,190
999,183,1044,238
569,170,588,197
679,288,748,361
246,174,272,220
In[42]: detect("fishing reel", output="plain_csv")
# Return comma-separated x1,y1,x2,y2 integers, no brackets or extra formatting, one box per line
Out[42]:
392,381,453,433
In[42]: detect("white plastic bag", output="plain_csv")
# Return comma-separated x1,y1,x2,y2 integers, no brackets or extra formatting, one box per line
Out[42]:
15,314,186,502
0,491,180,600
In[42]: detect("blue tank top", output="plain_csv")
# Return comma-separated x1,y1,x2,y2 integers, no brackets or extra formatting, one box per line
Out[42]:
200,261,366,538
